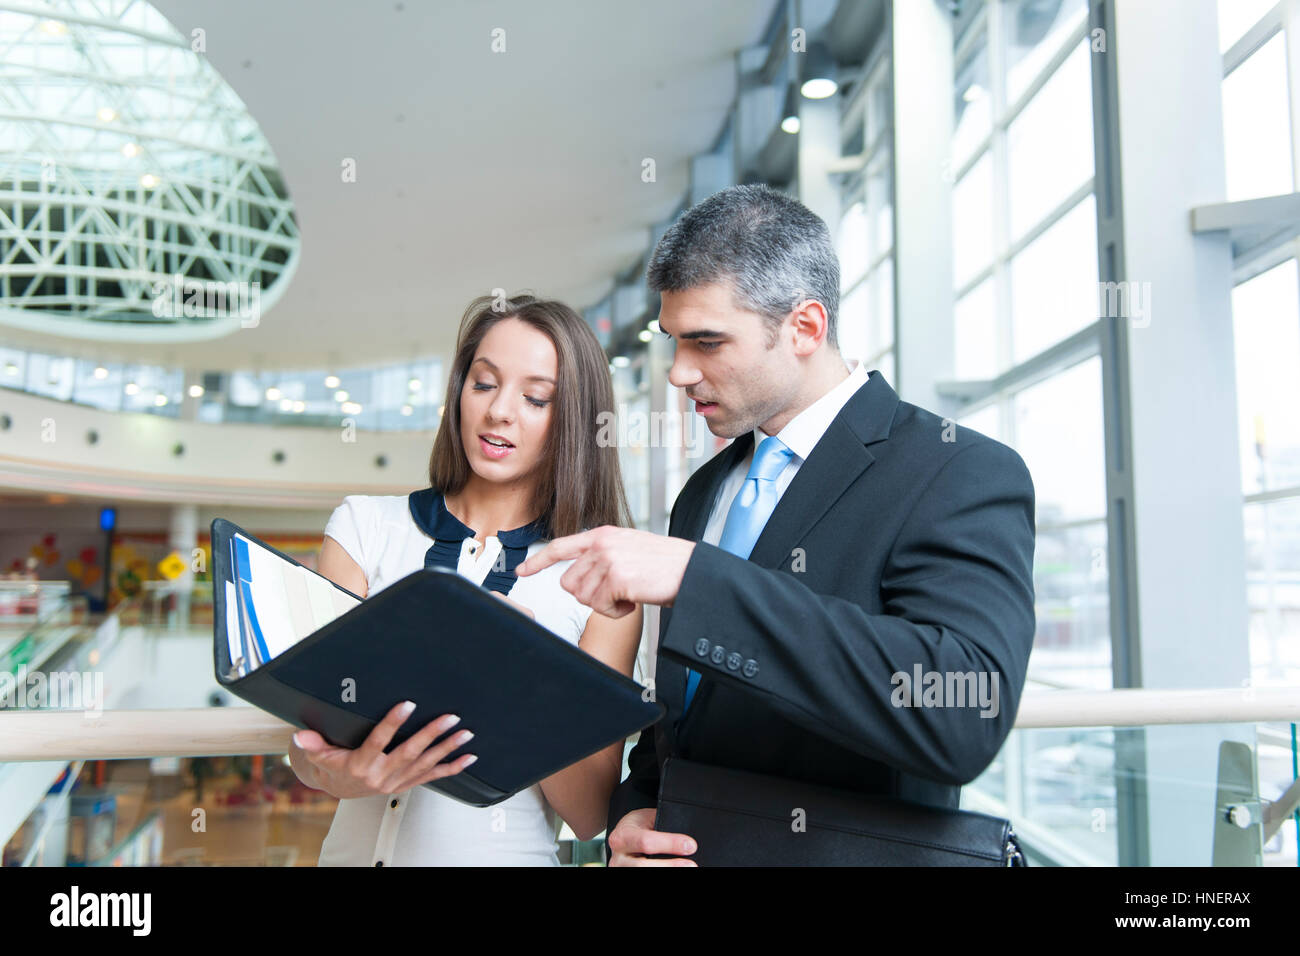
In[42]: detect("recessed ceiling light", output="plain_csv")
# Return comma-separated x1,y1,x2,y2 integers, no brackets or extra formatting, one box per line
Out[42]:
279,398,293,411
334,389,348,402
122,143,141,158
638,330,652,343
39,20,67,36
292,401,305,413
188,384,204,397
139,173,159,188
93,366,108,379
265,386,281,401
324,374,340,388
97,107,118,122
781,115,801,134
612,356,630,368
401,404,413,416
124,381,139,395
154,394,167,406
800,78,837,99
408,378,421,391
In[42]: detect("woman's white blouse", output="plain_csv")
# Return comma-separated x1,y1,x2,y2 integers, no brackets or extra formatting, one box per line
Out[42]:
315,494,594,866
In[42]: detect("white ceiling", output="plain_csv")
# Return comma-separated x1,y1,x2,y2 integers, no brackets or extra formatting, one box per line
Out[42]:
9,0,775,371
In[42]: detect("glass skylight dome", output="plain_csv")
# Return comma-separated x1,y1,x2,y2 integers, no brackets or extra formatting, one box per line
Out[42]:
0,0,300,342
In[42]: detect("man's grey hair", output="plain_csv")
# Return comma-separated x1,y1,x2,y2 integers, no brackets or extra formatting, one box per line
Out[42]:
646,184,840,349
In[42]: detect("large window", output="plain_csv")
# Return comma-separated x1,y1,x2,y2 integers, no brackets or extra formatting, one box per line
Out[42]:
950,0,1107,689
1220,0,1300,687
835,43,895,385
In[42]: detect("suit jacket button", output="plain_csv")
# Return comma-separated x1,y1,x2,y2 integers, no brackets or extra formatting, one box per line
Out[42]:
710,645,726,665
742,659,759,679
694,638,710,658
726,652,742,671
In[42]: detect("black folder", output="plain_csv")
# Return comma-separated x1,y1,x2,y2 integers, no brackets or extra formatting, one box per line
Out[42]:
211,518,664,807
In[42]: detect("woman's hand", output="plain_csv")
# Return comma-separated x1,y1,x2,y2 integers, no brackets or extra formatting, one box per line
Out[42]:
289,700,476,800
491,590,535,619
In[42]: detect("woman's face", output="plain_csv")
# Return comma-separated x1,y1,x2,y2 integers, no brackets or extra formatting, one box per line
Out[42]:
458,316,557,487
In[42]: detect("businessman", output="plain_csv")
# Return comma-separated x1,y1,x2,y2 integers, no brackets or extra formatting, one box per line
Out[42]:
516,184,1036,866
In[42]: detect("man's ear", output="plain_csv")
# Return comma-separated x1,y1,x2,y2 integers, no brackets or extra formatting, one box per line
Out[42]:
789,299,830,356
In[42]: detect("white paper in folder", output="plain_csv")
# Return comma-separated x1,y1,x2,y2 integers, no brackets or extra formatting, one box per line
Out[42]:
230,533,361,670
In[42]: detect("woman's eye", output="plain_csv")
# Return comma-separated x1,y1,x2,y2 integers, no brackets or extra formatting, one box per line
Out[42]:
526,396,551,408
471,383,494,391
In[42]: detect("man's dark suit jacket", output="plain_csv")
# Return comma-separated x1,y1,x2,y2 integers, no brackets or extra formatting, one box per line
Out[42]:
607,370,1037,838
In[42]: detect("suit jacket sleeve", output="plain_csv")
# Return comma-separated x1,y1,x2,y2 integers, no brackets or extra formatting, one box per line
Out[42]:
658,439,1036,786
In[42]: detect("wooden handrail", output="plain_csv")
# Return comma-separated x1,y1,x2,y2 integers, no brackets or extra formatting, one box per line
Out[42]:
1,686,1298,761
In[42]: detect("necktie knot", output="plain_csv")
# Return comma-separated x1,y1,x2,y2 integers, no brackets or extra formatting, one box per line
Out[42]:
748,435,793,483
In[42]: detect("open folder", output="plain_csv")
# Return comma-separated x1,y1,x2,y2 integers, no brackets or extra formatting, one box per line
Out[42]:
211,518,665,807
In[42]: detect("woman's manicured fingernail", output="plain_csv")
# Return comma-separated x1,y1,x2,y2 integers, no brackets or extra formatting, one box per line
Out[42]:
457,730,474,744
399,700,416,717
441,714,461,730
462,754,478,766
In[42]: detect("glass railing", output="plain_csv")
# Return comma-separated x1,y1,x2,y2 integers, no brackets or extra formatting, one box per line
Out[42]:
3,586,1297,866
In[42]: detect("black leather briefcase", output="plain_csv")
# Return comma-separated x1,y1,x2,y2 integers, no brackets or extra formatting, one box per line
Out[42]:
653,757,1026,866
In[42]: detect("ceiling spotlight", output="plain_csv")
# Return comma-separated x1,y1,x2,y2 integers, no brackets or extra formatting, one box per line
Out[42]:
124,381,140,395
800,42,838,100
638,329,653,343
139,173,159,188
188,384,204,397
781,115,801,134
292,401,305,413
408,377,421,391
324,374,340,389
154,394,167,406
122,143,141,158
97,107,118,122
334,389,348,402
279,398,293,411
4,362,17,376
39,20,67,36
647,319,661,333
401,404,413,416
612,355,630,368
93,366,108,379
341,401,362,415
265,386,281,401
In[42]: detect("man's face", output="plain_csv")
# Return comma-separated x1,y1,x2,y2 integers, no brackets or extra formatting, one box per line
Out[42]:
659,282,799,439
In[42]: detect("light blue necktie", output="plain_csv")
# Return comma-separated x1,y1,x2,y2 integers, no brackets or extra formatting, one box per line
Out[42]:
683,435,795,711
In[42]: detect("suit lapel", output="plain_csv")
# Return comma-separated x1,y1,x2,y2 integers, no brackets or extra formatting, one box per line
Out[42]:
654,372,901,750
749,374,899,568
655,432,752,738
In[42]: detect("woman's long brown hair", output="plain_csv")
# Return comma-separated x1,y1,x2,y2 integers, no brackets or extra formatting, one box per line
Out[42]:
427,293,633,536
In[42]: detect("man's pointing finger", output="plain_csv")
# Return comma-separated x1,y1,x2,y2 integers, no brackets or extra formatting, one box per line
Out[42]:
514,530,595,576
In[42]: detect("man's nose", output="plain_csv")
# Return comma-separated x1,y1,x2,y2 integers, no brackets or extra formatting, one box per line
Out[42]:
668,351,701,389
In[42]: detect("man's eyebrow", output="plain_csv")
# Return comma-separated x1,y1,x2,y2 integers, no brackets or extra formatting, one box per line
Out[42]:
664,329,729,340
470,357,555,384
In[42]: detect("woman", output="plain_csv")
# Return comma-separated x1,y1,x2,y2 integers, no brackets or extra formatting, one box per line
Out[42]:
288,293,641,866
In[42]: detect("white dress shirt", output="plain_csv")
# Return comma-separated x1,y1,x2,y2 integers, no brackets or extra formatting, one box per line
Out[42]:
702,360,869,547
315,494,594,866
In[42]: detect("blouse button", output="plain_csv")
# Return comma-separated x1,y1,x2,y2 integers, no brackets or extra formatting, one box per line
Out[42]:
390,798,399,809
374,860,384,867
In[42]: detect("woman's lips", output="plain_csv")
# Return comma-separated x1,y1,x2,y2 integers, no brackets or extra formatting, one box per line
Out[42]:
479,435,515,459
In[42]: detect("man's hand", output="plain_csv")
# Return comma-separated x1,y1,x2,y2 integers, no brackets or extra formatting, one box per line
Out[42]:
607,808,697,867
514,526,695,618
